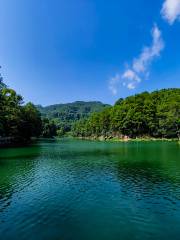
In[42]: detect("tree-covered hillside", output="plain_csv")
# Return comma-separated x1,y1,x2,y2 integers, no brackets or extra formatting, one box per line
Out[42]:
37,101,110,136
1,65,179,142
0,74,42,144
72,89,180,140
0,69,58,144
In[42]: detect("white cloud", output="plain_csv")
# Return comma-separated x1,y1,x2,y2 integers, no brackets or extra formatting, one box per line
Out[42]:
122,69,141,82
109,74,120,95
121,69,141,90
132,25,164,74
127,83,136,90
161,0,180,24
109,25,164,95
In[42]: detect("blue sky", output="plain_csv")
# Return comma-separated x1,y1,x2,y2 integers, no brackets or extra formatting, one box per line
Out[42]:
0,0,179,105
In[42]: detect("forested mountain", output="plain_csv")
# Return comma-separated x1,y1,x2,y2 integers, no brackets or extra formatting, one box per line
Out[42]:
1,65,179,142
0,65,110,142
37,101,110,136
72,89,180,140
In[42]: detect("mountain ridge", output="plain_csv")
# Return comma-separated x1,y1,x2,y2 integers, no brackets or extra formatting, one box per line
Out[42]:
36,101,110,136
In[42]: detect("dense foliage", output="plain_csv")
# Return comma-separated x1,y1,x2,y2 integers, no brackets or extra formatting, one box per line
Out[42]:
1,66,179,142
0,74,42,143
41,118,57,138
72,89,180,139
37,101,110,136
0,92,41,141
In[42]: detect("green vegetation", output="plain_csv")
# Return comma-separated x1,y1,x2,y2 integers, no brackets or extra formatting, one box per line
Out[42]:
72,89,180,140
37,101,110,136
1,68,180,143
0,74,42,144
0,69,109,143
41,118,57,138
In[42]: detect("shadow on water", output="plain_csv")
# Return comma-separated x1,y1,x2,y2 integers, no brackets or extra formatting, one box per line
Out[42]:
0,144,41,213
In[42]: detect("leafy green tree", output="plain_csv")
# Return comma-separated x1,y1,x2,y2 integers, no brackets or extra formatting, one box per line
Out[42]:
20,103,42,140
72,89,180,139
42,118,57,138
0,71,42,143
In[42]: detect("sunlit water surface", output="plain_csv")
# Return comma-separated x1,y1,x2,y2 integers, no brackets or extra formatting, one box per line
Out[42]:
0,140,180,240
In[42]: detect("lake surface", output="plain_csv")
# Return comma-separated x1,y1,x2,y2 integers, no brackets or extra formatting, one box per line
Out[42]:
0,140,180,240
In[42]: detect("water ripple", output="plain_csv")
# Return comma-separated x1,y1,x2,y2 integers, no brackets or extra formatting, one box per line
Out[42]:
0,140,180,240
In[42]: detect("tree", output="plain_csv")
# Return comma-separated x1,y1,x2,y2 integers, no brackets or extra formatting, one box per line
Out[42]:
20,103,42,139
42,118,57,138
0,70,42,143
72,89,180,139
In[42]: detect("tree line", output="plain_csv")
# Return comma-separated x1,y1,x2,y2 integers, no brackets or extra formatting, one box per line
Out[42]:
1,68,179,142
72,89,180,140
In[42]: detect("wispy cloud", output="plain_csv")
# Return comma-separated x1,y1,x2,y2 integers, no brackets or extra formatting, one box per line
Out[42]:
109,74,121,95
161,0,180,24
132,26,164,74
109,25,164,94
122,69,141,90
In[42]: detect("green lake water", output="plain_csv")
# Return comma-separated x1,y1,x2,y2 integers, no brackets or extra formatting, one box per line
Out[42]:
0,139,180,240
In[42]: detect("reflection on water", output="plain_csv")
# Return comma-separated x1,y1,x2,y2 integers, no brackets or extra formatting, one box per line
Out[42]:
0,140,180,240
0,145,41,212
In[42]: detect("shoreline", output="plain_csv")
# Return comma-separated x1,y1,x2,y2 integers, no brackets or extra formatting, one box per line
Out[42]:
1,136,179,148
0,138,37,148
74,136,179,142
